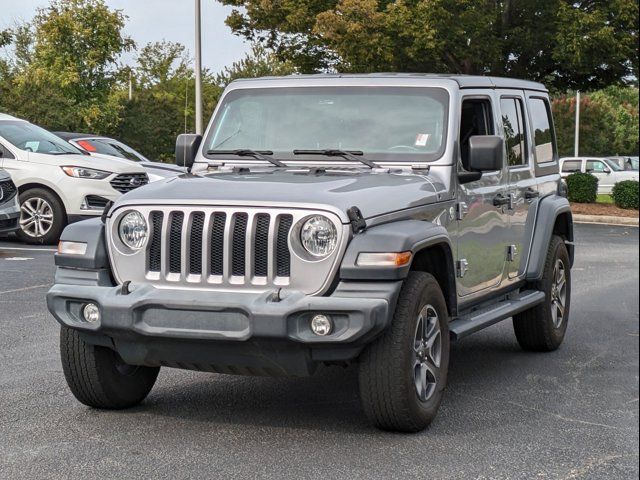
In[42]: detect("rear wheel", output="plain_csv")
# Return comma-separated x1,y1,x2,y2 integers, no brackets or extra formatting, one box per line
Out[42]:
513,235,571,351
359,272,450,432
60,326,159,409
17,188,66,245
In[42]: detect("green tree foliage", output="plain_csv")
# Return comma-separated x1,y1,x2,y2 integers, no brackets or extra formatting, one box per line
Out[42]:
0,0,133,131
218,0,638,92
566,172,599,203
552,87,639,156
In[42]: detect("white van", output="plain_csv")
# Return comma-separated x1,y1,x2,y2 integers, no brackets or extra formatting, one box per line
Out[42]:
0,114,149,244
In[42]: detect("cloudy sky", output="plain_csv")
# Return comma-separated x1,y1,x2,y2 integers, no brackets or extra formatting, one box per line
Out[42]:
0,0,251,72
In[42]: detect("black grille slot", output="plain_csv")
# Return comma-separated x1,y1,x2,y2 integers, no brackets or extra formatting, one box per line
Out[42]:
210,213,226,275
168,212,184,274
85,195,110,210
110,173,149,193
276,215,293,277
232,213,248,276
254,214,270,277
148,211,163,272
0,180,17,205
189,212,205,275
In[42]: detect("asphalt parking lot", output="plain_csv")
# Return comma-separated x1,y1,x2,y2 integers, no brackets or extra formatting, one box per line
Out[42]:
0,223,638,480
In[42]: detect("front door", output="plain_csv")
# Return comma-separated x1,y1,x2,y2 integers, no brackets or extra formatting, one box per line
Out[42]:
456,93,510,297
497,91,538,280
586,158,615,193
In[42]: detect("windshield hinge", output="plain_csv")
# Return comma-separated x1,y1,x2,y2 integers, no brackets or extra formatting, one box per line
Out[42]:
347,206,367,234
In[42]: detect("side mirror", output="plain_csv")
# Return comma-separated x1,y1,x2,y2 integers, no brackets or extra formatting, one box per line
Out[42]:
603,167,611,174
468,135,504,172
175,134,202,170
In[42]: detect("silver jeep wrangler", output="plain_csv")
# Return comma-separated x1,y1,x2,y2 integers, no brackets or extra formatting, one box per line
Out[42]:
47,74,573,432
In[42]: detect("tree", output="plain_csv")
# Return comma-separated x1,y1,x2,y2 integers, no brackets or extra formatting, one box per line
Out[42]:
0,0,133,132
218,0,639,92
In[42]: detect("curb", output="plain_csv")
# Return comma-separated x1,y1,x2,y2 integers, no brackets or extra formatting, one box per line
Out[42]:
573,214,639,226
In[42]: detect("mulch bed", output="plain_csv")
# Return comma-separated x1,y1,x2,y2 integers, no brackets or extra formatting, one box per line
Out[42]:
570,202,639,218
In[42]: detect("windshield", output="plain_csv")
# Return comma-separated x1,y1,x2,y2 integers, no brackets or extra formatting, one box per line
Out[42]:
0,121,83,155
76,138,148,162
204,87,449,163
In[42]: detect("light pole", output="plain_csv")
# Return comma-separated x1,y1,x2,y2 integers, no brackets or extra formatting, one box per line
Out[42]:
574,91,580,157
194,0,203,134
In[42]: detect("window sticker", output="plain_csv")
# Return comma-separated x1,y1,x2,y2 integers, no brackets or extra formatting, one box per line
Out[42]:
415,133,430,147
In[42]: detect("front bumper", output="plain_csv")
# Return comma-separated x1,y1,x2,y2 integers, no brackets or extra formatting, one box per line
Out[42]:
47,279,401,376
0,198,20,233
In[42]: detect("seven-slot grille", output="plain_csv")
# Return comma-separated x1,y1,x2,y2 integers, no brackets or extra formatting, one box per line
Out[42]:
110,173,149,193
0,179,17,205
146,209,295,286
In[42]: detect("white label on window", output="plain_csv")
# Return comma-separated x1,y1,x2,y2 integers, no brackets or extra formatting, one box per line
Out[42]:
415,134,430,147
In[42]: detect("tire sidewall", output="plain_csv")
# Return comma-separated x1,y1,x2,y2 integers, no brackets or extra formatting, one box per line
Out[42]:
17,188,67,245
543,237,571,344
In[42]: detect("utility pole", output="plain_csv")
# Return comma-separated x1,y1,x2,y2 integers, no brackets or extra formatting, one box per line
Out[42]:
128,69,133,101
574,91,580,157
194,0,203,134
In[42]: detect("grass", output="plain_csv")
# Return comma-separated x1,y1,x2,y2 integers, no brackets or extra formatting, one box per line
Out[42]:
596,194,614,204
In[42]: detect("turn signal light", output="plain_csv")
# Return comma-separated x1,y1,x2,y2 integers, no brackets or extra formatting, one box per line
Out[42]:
356,251,412,267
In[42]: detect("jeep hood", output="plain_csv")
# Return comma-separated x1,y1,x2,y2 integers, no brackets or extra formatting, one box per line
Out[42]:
115,169,446,220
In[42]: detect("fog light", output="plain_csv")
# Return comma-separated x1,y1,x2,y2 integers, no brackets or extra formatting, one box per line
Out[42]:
310,314,332,336
82,303,100,323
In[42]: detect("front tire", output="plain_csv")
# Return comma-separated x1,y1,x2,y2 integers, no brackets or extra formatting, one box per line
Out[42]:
17,188,67,245
513,235,571,351
60,326,159,409
359,272,450,432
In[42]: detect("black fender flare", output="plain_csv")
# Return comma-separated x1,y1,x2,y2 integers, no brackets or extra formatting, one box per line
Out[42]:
525,195,574,281
55,217,109,270
340,220,454,281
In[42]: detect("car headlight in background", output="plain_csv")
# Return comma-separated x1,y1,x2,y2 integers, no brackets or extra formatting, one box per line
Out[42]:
61,166,111,179
300,215,337,258
118,211,148,250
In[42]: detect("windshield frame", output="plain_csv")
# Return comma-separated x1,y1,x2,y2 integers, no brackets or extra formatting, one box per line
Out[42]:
202,86,450,165
0,120,84,155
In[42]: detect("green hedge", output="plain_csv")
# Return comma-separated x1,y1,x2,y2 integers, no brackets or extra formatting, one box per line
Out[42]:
612,180,639,210
566,172,598,203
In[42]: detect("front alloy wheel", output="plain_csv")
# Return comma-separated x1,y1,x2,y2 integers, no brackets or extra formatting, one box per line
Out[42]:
20,197,54,239
16,188,67,245
413,305,442,402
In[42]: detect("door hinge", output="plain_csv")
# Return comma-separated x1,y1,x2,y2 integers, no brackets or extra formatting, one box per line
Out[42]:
456,259,469,278
455,202,468,220
507,245,518,262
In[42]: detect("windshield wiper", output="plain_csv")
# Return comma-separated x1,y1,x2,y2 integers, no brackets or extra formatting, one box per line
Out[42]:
293,149,379,169
206,149,286,167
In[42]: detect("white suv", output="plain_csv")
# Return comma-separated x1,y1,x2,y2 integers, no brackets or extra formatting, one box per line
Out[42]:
560,156,639,194
0,114,149,244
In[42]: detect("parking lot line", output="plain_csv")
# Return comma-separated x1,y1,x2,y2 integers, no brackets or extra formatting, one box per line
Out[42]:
0,246,57,252
0,284,51,295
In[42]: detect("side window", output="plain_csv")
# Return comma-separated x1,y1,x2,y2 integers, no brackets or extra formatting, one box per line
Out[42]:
459,98,494,171
529,98,556,164
0,143,15,159
562,160,582,173
586,160,606,173
500,98,527,167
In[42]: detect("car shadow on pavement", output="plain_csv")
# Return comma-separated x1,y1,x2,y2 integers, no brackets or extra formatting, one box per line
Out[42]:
115,330,542,435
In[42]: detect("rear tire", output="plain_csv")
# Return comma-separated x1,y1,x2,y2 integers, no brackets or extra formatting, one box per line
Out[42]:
359,272,450,432
16,188,67,245
60,326,159,409
513,235,571,351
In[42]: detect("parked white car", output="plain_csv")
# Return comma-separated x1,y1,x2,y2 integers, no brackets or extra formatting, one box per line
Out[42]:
0,114,149,244
560,156,639,194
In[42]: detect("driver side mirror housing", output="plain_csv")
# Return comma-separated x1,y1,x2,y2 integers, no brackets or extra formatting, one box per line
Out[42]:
175,134,202,170
459,135,504,184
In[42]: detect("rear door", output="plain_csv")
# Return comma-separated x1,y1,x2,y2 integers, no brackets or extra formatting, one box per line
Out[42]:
497,91,537,280
586,158,614,193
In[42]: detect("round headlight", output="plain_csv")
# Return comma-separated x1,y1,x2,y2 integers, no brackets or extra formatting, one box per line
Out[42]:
118,211,148,250
300,215,337,258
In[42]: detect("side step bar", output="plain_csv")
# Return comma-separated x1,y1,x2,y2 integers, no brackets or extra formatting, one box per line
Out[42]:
449,290,545,341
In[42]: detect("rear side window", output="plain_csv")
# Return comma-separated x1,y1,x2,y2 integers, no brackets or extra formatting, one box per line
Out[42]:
529,98,556,164
500,98,527,167
562,160,581,173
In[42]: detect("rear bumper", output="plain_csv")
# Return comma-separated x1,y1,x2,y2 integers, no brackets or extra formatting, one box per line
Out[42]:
47,278,401,376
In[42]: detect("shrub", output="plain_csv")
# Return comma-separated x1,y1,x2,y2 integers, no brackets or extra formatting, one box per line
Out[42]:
612,180,639,210
566,172,598,203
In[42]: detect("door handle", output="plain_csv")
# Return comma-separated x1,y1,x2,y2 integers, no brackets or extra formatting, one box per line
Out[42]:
524,188,540,200
493,193,510,207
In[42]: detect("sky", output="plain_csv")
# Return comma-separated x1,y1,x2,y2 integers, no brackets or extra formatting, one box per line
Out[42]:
0,0,251,73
